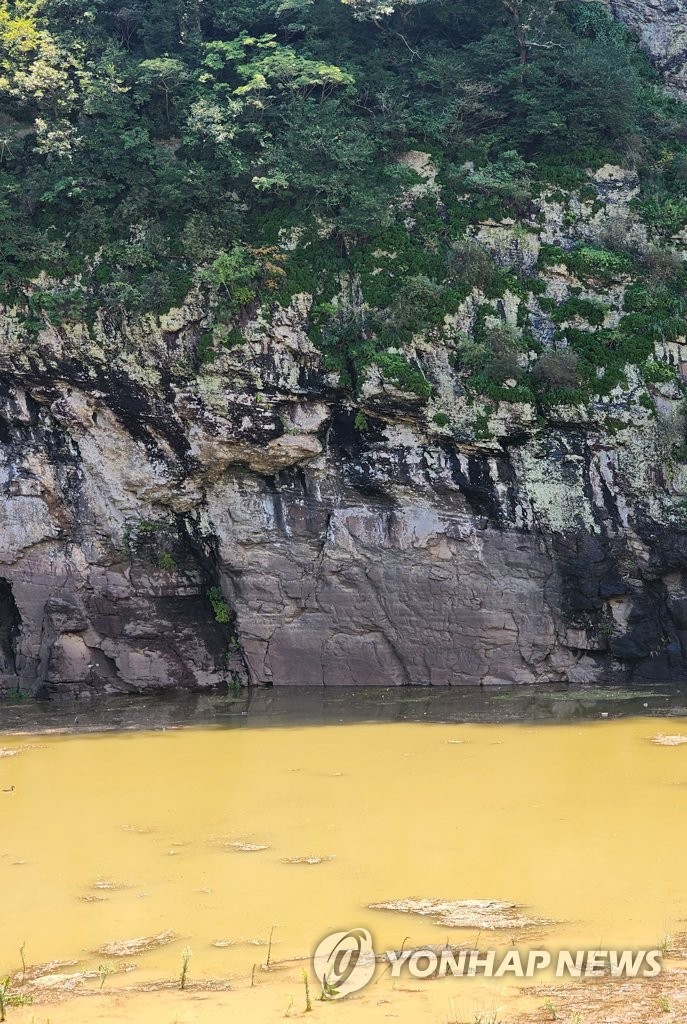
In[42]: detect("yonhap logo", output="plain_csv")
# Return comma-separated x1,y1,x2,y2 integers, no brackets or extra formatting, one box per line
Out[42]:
313,929,376,997
312,929,663,998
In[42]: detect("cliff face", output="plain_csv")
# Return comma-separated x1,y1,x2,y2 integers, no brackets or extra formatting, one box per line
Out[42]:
605,0,687,100
2,2,687,695
1,159,687,695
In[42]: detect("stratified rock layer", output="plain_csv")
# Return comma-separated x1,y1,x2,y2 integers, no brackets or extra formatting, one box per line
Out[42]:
1,263,687,694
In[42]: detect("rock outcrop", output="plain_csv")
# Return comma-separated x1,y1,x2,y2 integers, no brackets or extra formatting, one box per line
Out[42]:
2,339,686,693
2,164,687,694
605,0,687,100
1,0,687,695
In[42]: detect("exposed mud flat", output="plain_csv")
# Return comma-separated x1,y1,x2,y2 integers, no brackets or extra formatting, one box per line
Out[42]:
211,937,268,949
652,732,687,746
229,842,270,853
369,898,550,930
282,854,336,865
94,931,176,957
5,957,687,1024
517,971,687,1024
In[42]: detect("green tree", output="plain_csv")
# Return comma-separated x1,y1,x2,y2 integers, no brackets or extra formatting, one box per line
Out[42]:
339,0,426,19
500,0,564,65
137,56,189,119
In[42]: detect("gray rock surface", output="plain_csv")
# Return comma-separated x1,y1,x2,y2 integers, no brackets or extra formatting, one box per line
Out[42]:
0,286,686,693
605,0,687,99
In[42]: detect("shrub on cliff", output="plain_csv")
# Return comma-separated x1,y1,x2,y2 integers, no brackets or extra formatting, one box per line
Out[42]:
374,352,432,398
458,321,525,386
446,238,505,293
532,349,581,389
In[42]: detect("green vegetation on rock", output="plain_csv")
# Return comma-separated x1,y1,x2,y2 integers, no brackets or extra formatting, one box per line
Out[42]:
1,0,686,416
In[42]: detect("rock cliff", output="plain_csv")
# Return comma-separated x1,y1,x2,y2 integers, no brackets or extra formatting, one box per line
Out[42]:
605,0,687,100
2,5,687,695
2,162,687,694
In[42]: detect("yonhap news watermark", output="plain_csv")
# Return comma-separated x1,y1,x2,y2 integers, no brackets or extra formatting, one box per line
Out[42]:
312,929,663,998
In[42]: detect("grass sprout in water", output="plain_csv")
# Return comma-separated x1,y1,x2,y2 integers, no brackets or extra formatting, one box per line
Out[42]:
179,947,192,990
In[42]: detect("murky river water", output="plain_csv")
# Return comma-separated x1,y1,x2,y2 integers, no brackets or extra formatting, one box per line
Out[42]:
1,687,687,1023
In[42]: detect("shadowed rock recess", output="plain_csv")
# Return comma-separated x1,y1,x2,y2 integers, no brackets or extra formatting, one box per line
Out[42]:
1,2,687,694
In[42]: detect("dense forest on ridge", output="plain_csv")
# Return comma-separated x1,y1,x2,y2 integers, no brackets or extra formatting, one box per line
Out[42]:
1,0,687,408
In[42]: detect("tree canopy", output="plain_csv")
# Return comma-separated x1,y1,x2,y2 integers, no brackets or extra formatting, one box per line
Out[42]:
0,0,684,320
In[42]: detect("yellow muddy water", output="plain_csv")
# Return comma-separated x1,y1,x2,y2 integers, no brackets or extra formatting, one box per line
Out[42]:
1,716,686,1023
